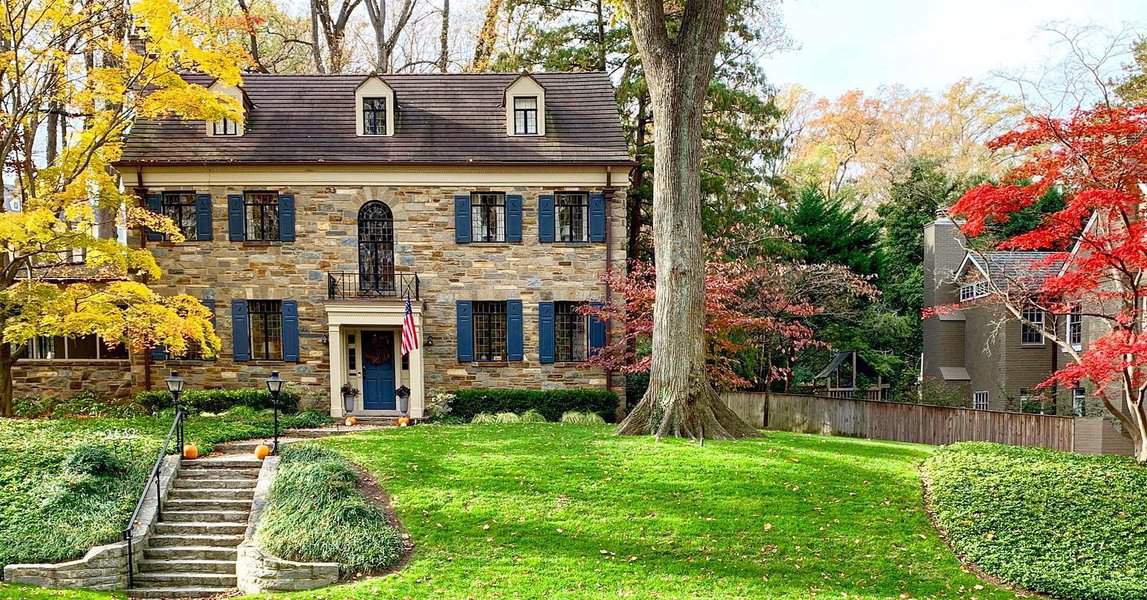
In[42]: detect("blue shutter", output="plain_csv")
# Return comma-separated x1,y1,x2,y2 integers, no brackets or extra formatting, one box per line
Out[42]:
588,302,606,356
538,302,555,364
538,194,555,243
506,299,524,361
454,195,471,243
506,194,523,242
195,194,213,241
227,194,245,241
589,193,606,242
231,300,251,361
202,299,217,361
282,300,299,362
278,194,296,242
456,301,473,362
146,193,163,241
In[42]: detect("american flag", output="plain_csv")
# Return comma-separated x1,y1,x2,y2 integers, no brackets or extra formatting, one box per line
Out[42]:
401,296,419,356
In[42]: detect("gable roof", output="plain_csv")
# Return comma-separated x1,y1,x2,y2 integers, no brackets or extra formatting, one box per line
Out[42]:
117,72,633,168
956,251,1066,287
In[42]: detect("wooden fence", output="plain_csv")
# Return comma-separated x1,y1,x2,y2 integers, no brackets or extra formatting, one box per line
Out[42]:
722,392,1077,452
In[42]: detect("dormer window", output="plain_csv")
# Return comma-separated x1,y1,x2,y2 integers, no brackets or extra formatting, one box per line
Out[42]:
513,97,538,135
363,97,388,135
213,117,239,136
205,79,249,137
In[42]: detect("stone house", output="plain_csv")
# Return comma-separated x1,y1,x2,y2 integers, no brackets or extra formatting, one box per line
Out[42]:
13,72,633,418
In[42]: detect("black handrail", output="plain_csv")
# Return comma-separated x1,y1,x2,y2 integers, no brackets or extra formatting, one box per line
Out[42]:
122,408,184,588
327,271,420,300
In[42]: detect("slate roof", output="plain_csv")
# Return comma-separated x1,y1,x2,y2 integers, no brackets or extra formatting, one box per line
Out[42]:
117,72,633,167
963,251,1067,286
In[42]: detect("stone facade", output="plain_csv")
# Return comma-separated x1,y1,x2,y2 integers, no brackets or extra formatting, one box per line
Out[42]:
12,360,134,400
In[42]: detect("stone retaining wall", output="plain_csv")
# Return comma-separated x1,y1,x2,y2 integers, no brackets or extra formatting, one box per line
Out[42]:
237,456,339,593
3,455,180,590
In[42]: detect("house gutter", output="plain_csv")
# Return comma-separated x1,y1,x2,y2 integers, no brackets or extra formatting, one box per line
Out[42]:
604,166,615,401
134,167,153,392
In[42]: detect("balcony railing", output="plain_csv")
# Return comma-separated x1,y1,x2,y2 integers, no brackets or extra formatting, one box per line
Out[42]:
327,272,420,300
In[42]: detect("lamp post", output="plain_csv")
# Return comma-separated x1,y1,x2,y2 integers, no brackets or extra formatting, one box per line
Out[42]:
265,371,285,454
165,371,186,450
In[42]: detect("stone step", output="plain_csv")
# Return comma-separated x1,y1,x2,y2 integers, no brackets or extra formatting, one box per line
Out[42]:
155,521,247,536
164,498,253,511
168,487,255,501
159,510,249,524
133,572,237,587
174,477,257,489
148,533,244,548
144,546,238,561
136,558,236,574
182,458,263,469
178,467,261,480
126,586,232,599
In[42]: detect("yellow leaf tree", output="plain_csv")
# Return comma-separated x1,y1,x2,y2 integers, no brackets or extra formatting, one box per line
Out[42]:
0,0,248,416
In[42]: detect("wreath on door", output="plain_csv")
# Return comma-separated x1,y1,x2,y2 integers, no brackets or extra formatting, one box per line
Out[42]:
364,333,393,366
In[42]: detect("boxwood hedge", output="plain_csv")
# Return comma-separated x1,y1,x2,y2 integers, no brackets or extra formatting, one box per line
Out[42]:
449,388,618,423
923,442,1147,600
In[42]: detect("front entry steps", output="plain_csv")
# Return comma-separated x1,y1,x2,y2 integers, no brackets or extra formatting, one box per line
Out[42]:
127,457,262,599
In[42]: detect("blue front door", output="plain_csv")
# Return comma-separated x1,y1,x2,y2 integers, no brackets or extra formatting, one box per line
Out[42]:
362,330,396,410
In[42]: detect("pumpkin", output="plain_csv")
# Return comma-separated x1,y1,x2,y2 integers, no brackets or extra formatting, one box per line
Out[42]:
345,416,358,426
182,444,199,460
397,416,411,427
254,444,271,460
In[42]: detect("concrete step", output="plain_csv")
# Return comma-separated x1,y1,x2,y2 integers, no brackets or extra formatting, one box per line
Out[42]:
136,559,236,574
159,510,249,524
182,458,263,469
126,586,232,599
144,546,238,561
133,572,237,587
178,468,261,481
155,521,247,536
168,487,255,501
148,533,243,548
174,477,256,489
164,498,253,512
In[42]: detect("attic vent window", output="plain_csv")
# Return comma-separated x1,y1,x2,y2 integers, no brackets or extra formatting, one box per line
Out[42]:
513,97,538,135
213,117,239,136
363,97,388,136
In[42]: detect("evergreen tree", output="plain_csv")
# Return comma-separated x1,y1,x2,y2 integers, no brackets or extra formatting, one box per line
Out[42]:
780,186,881,277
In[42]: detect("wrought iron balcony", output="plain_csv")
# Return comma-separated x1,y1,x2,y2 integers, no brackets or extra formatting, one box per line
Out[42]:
327,272,420,300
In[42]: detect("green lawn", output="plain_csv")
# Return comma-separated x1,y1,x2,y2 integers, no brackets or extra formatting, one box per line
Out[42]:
252,424,1016,599
924,443,1147,600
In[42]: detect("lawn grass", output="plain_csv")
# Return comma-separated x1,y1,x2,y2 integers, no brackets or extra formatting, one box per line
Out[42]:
0,410,330,569
256,424,1017,599
924,442,1147,600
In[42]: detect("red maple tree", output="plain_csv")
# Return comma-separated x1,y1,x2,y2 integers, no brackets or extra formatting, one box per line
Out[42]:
948,103,1147,462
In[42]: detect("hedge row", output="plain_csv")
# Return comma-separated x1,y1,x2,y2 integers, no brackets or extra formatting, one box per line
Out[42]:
449,388,618,422
134,387,301,414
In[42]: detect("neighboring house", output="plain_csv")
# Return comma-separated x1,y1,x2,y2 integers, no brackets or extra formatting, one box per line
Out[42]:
812,350,891,400
12,72,633,418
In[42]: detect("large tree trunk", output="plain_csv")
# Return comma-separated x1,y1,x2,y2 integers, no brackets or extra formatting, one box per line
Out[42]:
616,0,757,440
0,343,14,417
437,0,449,72
1118,382,1147,463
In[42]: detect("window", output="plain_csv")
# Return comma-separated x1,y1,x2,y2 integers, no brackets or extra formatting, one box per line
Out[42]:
473,301,507,361
471,193,506,243
213,117,238,136
249,300,283,360
244,191,279,241
16,335,127,360
1021,306,1044,345
556,192,589,242
973,391,989,411
959,281,988,302
1072,387,1087,417
513,97,538,134
162,191,198,239
1068,306,1082,350
362,97,387,135
555,302,588,362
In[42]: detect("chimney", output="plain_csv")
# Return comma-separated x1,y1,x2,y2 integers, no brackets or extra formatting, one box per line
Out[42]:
923,208,966,307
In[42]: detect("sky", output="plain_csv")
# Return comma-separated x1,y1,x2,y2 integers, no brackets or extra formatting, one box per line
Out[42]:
763,0,1147,97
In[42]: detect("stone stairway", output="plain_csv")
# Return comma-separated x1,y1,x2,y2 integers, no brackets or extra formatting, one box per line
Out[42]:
127,456,262,599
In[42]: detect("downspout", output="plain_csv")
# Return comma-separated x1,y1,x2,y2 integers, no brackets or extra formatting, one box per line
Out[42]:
135,168,153,392
603,166,615,403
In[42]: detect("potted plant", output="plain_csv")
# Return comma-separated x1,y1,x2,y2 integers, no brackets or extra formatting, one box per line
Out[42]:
341,383,360,414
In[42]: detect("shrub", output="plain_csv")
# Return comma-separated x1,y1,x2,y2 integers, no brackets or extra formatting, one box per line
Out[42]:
134,387,301,414
471,413,497,424
425,392,455,420
61,445,125,477
560,411,606,425
259,445,403,574
14,393,146,419
449,388,617,422
494,412,520,424
519,409,547,423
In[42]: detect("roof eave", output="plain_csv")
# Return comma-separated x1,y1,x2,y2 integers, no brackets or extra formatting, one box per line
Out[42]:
112,158,639,169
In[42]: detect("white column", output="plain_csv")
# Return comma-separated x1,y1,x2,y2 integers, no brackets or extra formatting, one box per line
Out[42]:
328,324,345,418
410,314,426,419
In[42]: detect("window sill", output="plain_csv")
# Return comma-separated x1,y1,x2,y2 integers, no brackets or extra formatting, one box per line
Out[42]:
1071,344,1082,352
19,359,131,366
240,241,284,246
464,242,521,246
1020,343,1046,348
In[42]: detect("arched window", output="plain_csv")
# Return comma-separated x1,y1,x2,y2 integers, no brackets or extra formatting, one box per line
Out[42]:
358,202,394,294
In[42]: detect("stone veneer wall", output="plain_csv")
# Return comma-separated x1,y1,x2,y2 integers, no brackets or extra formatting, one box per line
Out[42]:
3,455,179,590
139,183,628,402
237,456,340,593
12,360,135,400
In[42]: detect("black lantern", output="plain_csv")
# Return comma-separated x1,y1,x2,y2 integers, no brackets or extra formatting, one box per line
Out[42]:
265,371,285,454
165,371,186,449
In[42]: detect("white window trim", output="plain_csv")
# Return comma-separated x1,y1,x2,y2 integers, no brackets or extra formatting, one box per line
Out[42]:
1067,307,1082,351
354,76,396,137
205,80,246,137
22,335,128,361
1072,387,1087,417
504,75,546,136
973,391,989,411
959,280,988,302
1021,307,1045,346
